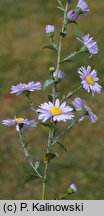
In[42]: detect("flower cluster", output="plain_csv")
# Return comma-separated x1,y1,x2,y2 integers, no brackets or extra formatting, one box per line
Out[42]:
1,0,102,200
67,0,90,22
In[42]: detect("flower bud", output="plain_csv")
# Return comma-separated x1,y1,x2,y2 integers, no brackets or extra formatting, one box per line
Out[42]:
67,10,80,22
53,69,65,80
67,183,78,194
45,25,55,39
49,67,55,73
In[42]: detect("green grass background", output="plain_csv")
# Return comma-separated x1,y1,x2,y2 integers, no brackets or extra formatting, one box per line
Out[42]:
0,0,104,199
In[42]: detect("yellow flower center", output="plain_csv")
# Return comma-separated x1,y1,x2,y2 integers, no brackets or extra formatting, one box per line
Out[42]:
86,76,94,85
16,118,24,123
50,107,62,115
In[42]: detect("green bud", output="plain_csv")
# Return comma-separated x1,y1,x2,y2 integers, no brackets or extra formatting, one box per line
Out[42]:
49,67,55,73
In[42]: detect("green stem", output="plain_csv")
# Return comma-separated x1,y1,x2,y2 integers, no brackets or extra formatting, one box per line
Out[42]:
61,85,82,102
42,162,48,200
54,116,83,141
42,2,69,200
18,131,43,179
26,95,36,112
55,2,69,82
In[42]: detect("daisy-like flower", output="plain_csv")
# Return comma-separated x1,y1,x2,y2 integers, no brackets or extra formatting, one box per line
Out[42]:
68,183,78,194
67,10,80,22
2,117,37,132
76,0,90,15
77,34,99,57
53,69,65,80
72,97,98,123
78,66,102,96
37,99,74,122
10,81,42,96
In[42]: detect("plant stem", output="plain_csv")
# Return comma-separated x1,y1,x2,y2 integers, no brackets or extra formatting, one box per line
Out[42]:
18,131,43,179
55,2,69,81
42,161,48,200
26,95,36,112
42,2,69,200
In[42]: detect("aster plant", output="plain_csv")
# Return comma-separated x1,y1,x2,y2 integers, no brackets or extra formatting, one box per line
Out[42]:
2,0,102,200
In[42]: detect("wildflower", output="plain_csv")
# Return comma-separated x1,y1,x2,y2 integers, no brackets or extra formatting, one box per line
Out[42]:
77,34,99,57
76,0,90,15
45,25,55,39
2,117,37,132
68,183,78,194
53,69,65,79
67,10,80,22
67,0,89,22
78,66,102,96
37,99,74,122
72,97,98,123
10,81,42,96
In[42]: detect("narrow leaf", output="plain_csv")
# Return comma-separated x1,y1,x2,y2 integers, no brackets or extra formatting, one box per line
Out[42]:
48,94,53,102
43,44,58,51
57,6,65,12
43,79,54,90
60,31,67,37
34,161,40,170
57,141,67,153
60,51,77,63
23,174,39,186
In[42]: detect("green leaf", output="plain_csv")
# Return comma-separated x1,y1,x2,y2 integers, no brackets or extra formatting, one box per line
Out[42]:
43,79,54,90
34,161,40,170
60,31,67,37
61,85,82,102
60,51,77,63
57,141,67,153
57,6,65,12
63,91,73,99
48,94,53,102
23,173,39,186
43,44,58,51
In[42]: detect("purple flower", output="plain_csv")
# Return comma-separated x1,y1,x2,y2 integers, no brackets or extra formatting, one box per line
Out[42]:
67,10,80,22
68,183,78,194
2,117,37,132
72,97,98,123
76,0,90,15
10,81,42,95
77,34,99,57
37,99,74,122
45,25,55,33
45,25,55,39
70,183,78,192
53,69,65,79
72,97,86,111
78,66,102,96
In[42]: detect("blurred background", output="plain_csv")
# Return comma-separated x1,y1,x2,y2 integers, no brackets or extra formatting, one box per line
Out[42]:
0,0,104,199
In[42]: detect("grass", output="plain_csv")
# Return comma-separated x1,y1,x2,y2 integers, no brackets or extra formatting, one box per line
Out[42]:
0,0,104,199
